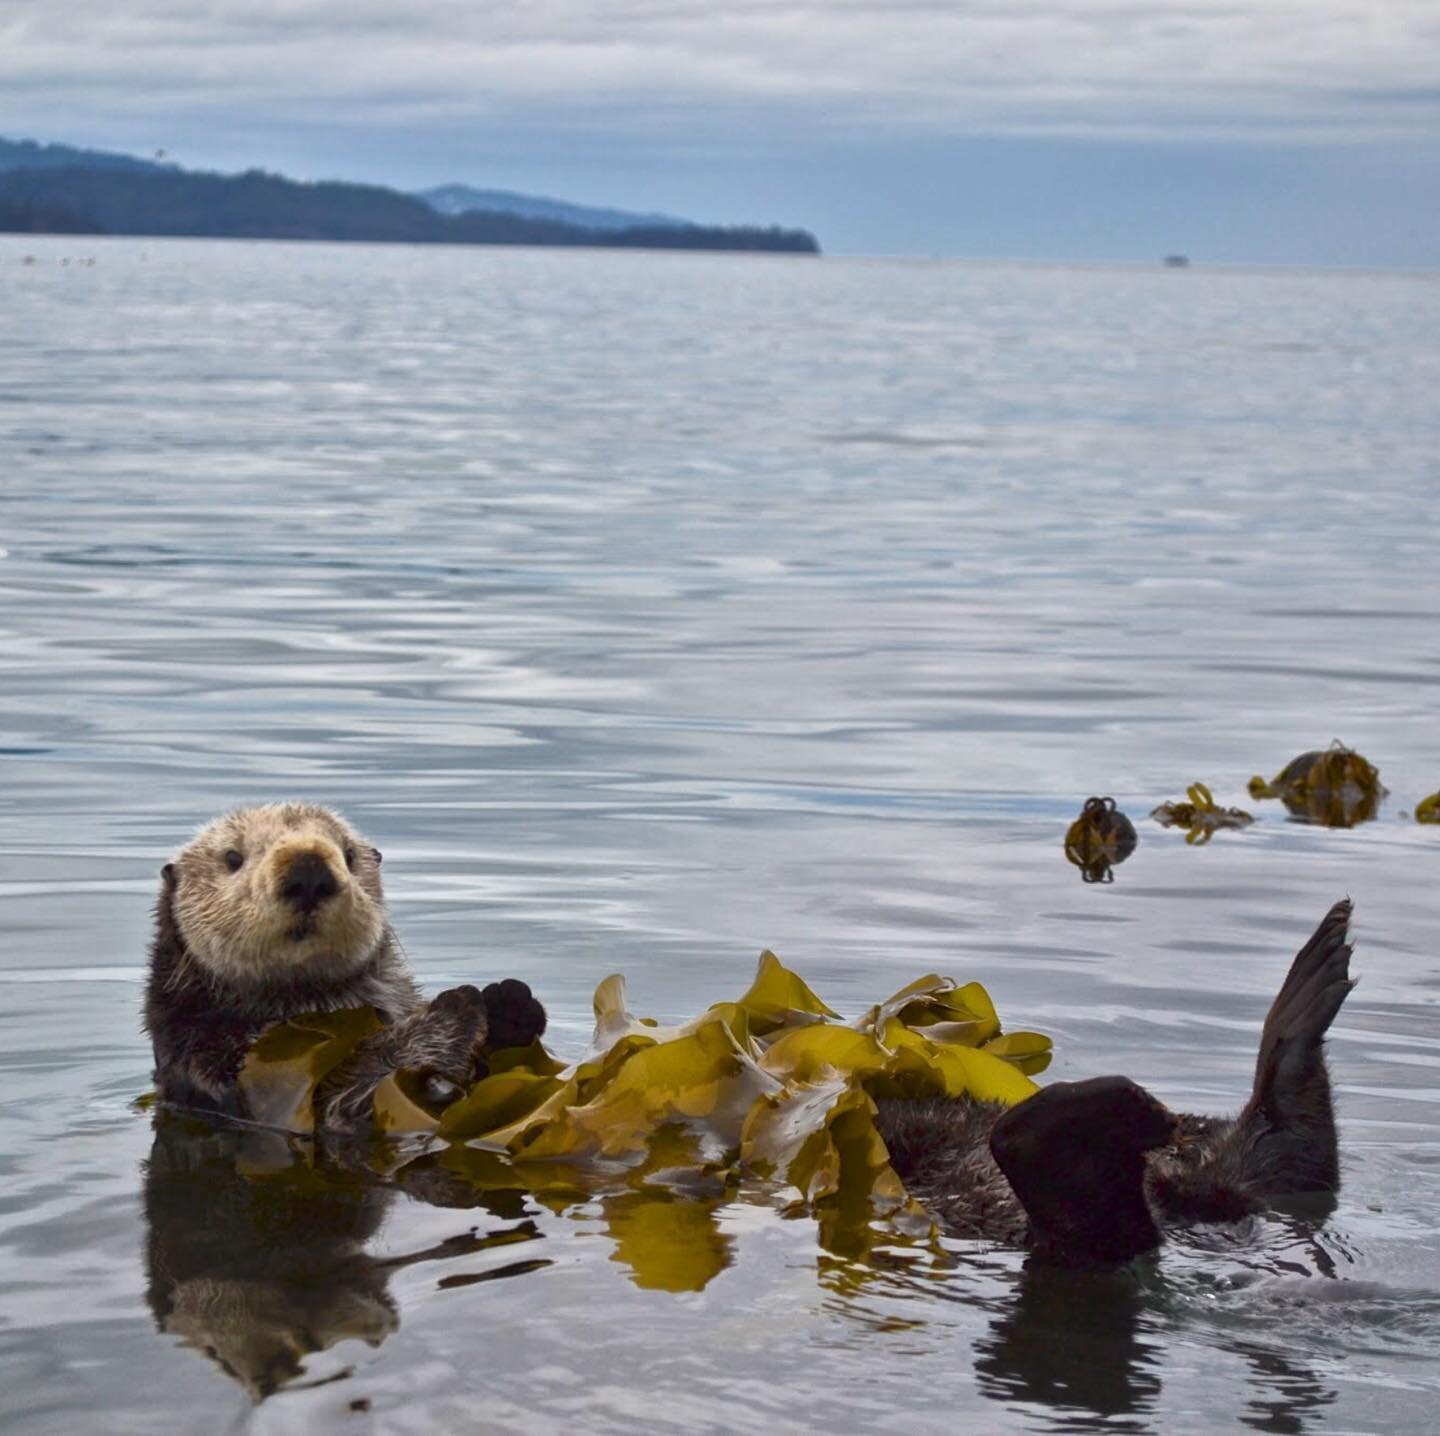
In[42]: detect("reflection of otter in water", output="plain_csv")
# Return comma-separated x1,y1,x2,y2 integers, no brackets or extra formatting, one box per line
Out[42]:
144,1121,398,1398
975,1264,1163,1420
878,901,1355,1266
144,804,546,1130
143,1118,538,1400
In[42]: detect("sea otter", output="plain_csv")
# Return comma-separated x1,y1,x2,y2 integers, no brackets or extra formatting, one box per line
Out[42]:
876,899,1355,1265
144,803,546,1131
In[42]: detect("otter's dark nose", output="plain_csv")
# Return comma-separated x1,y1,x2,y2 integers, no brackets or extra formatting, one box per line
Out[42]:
280,851,339,913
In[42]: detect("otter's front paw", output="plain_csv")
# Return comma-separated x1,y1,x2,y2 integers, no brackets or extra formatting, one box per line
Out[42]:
431,983,487,1021
413,985,490,1088
478,979,547,1052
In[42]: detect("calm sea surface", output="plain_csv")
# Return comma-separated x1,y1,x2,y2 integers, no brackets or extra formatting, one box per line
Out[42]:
2,235,1438,1433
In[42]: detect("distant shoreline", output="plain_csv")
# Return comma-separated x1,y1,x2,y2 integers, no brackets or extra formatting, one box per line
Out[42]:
0,160,820,256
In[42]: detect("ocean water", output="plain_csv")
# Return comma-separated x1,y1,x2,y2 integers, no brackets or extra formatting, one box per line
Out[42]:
1,234,1438,1433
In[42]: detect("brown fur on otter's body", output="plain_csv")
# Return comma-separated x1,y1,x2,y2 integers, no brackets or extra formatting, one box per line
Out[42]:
876,900,1355,1266
145,804,545,1132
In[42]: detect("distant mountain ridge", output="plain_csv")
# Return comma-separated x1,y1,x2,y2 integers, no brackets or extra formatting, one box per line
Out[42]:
0,137,172,176
0,137,818,254
417,184,691,233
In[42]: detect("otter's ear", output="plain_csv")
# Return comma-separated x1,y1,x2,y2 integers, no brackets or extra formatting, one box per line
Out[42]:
371,847,383,866
152,862,186,963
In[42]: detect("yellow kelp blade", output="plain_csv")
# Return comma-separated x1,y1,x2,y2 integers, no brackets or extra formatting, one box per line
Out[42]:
237,951,1056,1271
374,1037,572,1139
588,972,655,1045
476,1031,663,1154
1415,792,1440,824
981,1030,1054,1077
878,1019,1042,1102
741,1071,853,1181
812,1094,934,1259
238,1006,383,1133
503,1014,780,1162
742,1079,928,1251
437,1069,566,1141
759,1024,890,1086
855,975,1002,1046
926,1043,1043,1102
898,980,1003,1045
790,1088,896,1209
852,972,949,1036
585,972,742,1055
732,950,841,1034
486,1038,569,1078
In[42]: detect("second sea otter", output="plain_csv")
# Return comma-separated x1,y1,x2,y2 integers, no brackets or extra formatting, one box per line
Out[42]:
877,899,1355,1265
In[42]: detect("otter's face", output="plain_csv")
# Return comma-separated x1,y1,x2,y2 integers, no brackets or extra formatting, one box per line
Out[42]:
163,804,386,987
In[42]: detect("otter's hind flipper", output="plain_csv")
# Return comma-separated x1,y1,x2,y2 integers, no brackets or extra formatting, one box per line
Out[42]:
1231,897,1355,1196
1252,899,1356,1115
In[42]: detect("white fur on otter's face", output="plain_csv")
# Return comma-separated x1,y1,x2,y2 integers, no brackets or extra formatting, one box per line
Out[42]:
167,804,387,988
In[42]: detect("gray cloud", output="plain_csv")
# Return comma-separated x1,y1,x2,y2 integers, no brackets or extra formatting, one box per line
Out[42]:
4,1,1439,147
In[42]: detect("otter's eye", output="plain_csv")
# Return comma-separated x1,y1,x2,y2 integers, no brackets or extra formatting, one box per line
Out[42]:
224,849,244,873
343,846,357,871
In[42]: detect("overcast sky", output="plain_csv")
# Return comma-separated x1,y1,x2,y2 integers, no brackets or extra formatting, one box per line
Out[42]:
3,1,1437,264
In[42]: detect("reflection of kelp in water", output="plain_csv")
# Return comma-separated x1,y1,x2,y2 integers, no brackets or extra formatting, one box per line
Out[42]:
433,1124,741,1294
603,1185,732,1293
1150,783,1255,845
1249,743,1387,828
1064,797,1138,883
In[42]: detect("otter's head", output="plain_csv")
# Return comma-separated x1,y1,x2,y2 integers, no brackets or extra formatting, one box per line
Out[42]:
160,804,387,988
991,1076,1176,1267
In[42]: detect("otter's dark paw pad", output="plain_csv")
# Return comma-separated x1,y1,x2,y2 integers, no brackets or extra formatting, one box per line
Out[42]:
479,979,547,1051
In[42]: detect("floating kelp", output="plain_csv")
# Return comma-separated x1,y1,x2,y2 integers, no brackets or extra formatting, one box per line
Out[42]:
1149,783,1255,845
1414,793,1440,825
1064,796,1137,883
1249,742,1387,828
240,952,1053,1257
239,1006,383,1133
